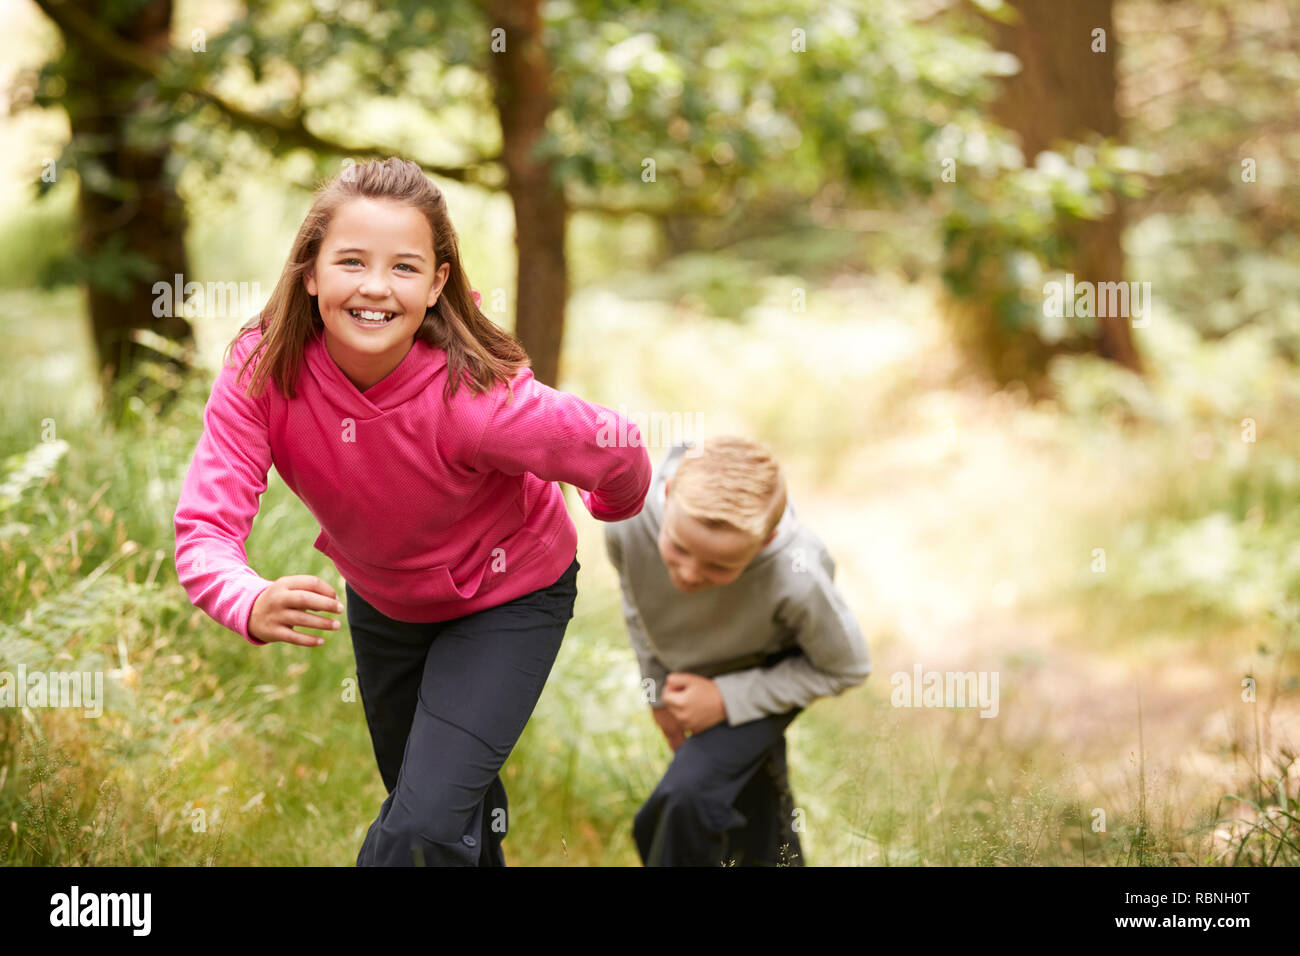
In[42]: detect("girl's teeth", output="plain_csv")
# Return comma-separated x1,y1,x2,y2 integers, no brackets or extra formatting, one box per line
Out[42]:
349,309,394,324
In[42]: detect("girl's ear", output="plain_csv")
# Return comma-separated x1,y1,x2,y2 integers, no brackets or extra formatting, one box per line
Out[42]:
304,269,317,297
427,262,451,308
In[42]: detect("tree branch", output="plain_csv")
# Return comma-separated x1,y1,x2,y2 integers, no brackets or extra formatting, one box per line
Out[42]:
32,0,501,186
31,0,773,218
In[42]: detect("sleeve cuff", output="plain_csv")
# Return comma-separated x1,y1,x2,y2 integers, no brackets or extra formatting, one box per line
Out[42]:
239,579,276,646
711,671,766,726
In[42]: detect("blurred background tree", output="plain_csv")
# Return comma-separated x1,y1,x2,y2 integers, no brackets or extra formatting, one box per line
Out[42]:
946,0,1142,386
30,0,195,413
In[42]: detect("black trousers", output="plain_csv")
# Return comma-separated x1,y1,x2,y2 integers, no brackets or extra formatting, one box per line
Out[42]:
633,707,805,866
345,556,579,866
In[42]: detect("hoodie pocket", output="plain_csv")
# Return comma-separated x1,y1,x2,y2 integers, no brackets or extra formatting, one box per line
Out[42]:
316,530,481,604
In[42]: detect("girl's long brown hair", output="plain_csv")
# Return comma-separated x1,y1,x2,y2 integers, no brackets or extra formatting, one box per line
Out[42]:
223,157,529,403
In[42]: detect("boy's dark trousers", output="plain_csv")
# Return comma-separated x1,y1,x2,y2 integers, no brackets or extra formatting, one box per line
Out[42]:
345,557,579,866
634,706,805,866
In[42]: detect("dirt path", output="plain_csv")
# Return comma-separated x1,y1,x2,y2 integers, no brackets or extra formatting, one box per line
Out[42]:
797,352,1298,845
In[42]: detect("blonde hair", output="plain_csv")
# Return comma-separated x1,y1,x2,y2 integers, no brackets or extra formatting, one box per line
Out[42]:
224,157,528,403
668,436,787,541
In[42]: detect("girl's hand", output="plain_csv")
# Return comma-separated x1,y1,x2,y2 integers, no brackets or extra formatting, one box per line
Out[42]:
651,705,687,752
249,575,344,646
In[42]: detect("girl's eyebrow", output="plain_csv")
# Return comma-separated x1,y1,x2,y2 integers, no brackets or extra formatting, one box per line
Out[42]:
333,246,427,262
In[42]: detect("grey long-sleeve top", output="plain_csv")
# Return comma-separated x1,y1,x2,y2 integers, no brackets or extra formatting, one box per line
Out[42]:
603,443,871,726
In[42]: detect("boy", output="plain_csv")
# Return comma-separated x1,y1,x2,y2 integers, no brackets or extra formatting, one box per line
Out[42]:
603,436,871,866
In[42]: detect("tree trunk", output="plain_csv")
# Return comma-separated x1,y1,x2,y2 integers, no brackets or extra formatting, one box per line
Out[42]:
486,0,568,388
990,0,1142,374
51,0,195,418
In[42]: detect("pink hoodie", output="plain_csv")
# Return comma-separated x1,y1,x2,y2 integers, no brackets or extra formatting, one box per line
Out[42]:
173,322,651,645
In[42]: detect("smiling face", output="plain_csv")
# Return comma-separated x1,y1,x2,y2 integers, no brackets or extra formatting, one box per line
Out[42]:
657,476,778,593
304,197,450,392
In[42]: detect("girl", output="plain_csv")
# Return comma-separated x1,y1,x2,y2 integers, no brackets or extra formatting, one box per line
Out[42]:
173,157,651,866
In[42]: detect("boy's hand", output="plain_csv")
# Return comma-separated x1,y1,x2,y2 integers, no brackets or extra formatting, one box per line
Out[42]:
662,672,727,735
249,575,344,646
650,706,687,751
